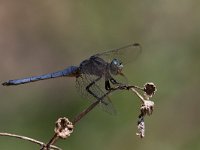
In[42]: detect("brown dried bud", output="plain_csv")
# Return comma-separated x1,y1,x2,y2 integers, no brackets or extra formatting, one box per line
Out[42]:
144,82,157,97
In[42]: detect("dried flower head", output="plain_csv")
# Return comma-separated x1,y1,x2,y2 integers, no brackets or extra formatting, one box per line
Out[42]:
54,117,74,139
136,116,145,138
136,100,154,139
143,82,157,97
141,100,154,116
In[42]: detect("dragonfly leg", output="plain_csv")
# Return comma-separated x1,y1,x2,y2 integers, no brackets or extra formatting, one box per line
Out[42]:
86,77,101,99
110,78,120,84
86,77,109,105
98,89,113,105
99,84,127,104
105,80,111,90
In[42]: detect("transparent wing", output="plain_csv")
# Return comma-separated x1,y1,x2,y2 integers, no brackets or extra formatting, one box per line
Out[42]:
75,73,117,115
94,43,141,65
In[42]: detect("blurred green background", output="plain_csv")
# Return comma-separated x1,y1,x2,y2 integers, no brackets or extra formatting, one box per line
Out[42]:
0,0,200,150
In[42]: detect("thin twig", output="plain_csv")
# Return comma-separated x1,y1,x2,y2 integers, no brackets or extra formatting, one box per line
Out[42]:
72,100,100,125
45,133,59,150
128,85,144,91
130,87,145,103
1,83,156,149
44,85,129,149
72,85,124,125
0,132,62,150
44,99,102,149
20,84,150,149
71,84,144,125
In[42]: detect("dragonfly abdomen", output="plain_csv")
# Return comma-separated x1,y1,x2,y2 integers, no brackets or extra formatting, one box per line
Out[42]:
2,66,79,86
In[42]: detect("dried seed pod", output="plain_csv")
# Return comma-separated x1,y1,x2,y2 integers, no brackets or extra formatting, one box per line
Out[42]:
54,117,74,139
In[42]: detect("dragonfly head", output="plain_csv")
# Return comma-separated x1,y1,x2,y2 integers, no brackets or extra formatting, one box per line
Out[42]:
109,59,123,75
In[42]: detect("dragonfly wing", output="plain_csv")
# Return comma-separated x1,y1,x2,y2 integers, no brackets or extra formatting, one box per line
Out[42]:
94,43,141,65
76,73,117,115
98,96,117,115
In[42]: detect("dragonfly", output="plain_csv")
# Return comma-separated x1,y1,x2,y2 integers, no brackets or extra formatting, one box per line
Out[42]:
2,43,141,114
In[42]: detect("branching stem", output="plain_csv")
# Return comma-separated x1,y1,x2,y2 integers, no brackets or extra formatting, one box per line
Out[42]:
0,132,62,150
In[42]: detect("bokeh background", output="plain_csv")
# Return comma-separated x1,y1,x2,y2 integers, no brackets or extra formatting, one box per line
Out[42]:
0,0,200,150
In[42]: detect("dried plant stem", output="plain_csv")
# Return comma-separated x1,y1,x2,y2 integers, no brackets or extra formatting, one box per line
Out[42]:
45,85,125,149
72,100,100,125
72,85,124,124
44,97,101,149
71,84,145,126
45,133,59,150
130,87,145,103
43,99,101,149
0,132,61,150
128,85,144,91
0,85,153,150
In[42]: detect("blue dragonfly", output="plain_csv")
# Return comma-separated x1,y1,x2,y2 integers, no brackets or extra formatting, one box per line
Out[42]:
2,43,141,114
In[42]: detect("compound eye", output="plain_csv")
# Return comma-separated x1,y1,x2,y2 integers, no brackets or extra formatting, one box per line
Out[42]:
113,59,118,65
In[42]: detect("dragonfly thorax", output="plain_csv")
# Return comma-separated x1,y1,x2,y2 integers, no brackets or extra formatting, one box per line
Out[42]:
109,59,123,75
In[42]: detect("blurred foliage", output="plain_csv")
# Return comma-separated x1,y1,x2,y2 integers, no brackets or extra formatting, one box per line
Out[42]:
0,0,200,150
